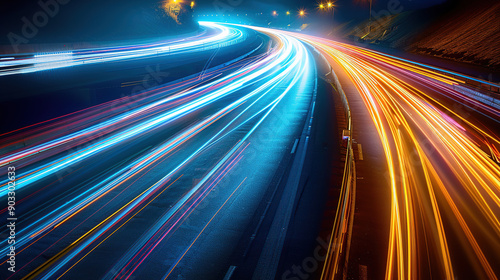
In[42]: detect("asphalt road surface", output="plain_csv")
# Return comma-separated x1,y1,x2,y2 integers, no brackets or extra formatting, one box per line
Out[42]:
1,22,499,280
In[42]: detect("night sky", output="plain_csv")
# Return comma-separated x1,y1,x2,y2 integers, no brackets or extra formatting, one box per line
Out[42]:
196,0,448,18
0,0,449,45
1,0,449,22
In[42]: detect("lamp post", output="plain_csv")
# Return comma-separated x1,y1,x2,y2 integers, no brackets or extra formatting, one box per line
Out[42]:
319,2,335,32
327,2,334,23
369,0,372,32
298,9,305,26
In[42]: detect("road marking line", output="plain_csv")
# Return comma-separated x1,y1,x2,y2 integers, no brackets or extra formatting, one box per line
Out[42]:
223,266,237,280
357,143,363,160
359,265,368,280
291,138,299,154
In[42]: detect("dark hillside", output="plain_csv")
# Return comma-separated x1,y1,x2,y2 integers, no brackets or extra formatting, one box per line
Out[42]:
332,0,500,70
410,0,500,68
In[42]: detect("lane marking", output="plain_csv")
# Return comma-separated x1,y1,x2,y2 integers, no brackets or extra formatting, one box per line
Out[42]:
359,264,368,280
223,266,237,280
291,138,299,154
357,143,363,161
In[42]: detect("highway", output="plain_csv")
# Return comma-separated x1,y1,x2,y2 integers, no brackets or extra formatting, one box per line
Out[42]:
0,23,316,279
270,31,500,279
1,21,499,280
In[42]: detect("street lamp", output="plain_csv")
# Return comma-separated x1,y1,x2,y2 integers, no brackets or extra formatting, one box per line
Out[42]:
356,0,372,32
299,10,305,17
190,1,194,8
369,0,372,32
330,2,335,22
273,10,277,16
317,2,335,32
325,2,335,26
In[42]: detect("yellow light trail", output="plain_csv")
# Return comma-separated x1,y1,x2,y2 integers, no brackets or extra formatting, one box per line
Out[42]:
256,28,500,279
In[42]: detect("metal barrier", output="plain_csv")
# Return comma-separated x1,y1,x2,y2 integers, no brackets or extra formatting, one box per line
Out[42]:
452,84,500,110
320,67,357,280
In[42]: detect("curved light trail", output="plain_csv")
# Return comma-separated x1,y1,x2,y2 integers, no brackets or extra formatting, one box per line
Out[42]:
3,19,497,280
0,22,245,76
275,31,500,279
0,23,316,280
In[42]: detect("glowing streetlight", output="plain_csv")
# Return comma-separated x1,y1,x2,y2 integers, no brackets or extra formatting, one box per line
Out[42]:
286,11,290,15
190,1,194,8
320,2,336,24
331,3,335,23
273,11,277,16
299,10,305,17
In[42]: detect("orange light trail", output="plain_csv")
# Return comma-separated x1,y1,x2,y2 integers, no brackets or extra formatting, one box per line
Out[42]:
258,29,500,279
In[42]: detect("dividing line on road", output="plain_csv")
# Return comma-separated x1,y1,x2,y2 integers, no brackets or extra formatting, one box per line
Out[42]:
358,144,363,161
251,70,318,280
290,138,299,154
223,266,238,280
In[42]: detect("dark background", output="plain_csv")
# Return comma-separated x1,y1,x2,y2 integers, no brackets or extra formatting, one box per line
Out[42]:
0,0,198,46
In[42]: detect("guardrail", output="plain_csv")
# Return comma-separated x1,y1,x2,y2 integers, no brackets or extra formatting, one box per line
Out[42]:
320,67,357,280
449,74,500,95
372,51,500,96
452,84,500,110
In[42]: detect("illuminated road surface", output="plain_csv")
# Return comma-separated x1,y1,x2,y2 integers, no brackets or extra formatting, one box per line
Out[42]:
267,30,500,279
0,23,316,279
1,20,499,280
